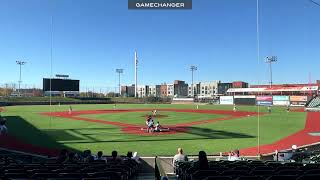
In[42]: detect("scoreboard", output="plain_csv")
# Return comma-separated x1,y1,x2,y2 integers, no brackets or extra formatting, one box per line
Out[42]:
43,78,79,91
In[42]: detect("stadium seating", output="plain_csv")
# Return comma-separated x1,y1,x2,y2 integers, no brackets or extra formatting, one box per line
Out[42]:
0,154,139,180
175,160,320,180
4,149,320,180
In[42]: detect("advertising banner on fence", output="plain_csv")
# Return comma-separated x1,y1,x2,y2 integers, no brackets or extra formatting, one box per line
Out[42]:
172,98,194,101
220,96,234,105
256,101,273,106
234,95,256,99
256,96,273,101
273,100,290,106
291,101,307,106
273,96,289,101
290,96,308,102
234,98,256,105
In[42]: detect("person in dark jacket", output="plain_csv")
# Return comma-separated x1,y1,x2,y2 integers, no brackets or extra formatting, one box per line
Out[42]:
193,151,209,170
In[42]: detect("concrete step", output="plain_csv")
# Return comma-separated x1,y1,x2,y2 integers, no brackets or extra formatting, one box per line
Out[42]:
136,173,177,180
136,173,154,180
167,173,178,180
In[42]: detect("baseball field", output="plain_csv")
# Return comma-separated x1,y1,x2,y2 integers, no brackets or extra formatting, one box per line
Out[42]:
1,104,319,157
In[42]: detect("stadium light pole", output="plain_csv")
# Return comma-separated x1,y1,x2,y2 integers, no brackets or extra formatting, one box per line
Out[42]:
16,60,27,96
190,65,197,97
134,51,138,98
265,56,277,88
116,69,124,96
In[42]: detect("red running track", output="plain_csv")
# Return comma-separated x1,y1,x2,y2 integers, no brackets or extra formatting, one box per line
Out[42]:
240,112,320,155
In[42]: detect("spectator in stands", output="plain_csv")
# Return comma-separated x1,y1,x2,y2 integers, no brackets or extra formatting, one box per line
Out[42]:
95,151,107,162
193,151,209,170
228,149,240,161
80,150,88,161
277,145,297,161
56,149,68,163
173,148,188,166
132,151,141,164
0,118,8,135
64,152,78,163
173,148,188,172
126,151,133,159
82,149,94,163
109,150,122,163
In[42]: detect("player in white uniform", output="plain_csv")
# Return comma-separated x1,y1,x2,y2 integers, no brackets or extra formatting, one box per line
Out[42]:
68,105,73,114
152,110,157,116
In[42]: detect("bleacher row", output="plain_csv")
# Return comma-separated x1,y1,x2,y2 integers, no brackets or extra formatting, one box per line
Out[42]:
175,160,320,180
0,155,139,180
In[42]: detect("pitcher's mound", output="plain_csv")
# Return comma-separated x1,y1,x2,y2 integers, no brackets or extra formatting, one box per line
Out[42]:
122,126,187,136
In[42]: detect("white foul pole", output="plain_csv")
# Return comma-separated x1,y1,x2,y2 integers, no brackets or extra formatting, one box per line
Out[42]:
134,51,138,97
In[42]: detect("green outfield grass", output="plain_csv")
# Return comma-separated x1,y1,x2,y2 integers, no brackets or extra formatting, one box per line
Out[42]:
1,104,307,156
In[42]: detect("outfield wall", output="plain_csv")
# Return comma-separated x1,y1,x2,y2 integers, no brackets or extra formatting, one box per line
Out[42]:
171,98,194,104
256,96,272,106
290,96,309,106
219,95,312,106
0,101,113,106
273,96,290,106
234,95,256,105
219,96,234,105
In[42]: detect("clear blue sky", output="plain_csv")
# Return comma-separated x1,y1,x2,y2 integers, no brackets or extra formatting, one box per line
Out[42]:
1,0,319,92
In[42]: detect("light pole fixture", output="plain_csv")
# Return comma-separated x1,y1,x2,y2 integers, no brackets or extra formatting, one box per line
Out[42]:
190,65,197,97
265,56,277,88
116,69,124,96
16,60,27,96
134,51,138,98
